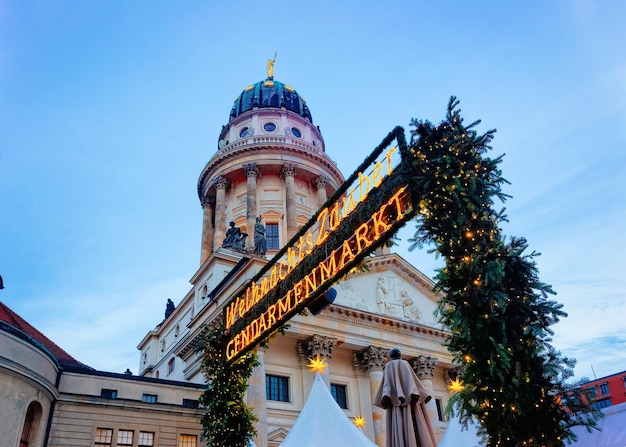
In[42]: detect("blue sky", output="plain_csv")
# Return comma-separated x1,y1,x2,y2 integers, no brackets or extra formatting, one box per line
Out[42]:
1,1,625,380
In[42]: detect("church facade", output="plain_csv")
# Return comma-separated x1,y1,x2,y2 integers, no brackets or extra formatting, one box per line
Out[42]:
136,67,458,446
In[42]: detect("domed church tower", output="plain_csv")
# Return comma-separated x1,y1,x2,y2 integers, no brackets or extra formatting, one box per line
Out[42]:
138,62,455,447
197,62,344,262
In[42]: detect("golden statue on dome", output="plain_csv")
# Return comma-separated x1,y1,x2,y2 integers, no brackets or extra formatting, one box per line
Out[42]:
267,51,277,79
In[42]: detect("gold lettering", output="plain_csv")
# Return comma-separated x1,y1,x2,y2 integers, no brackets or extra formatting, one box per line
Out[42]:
225,302,237,329
294,281,304,304
319,251,338,283
260,277,269,300
316,207,330,245
270,265,279,289
339,240,355,269
268,303,277,327
226,339,236,360
250,319,259,341
345,187,357,216
237,296,247,319
328,201,341,231
250,282,260,306
372,162,383,187
287,248,297,272
305,232,314,255
280,291,290,314
359,171,371,202
354,221,372,252
304,268,318,297
387,187,407,220
372,203,392,238
240,323,250,348
384,147,397,175
297,236,305,261
279,260,288,280
258,312,268,334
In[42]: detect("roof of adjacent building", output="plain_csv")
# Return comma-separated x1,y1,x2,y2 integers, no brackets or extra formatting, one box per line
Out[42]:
0,300,93,371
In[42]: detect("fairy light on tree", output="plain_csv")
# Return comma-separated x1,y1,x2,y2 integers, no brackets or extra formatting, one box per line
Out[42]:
407,97,599,446
195,325,259,447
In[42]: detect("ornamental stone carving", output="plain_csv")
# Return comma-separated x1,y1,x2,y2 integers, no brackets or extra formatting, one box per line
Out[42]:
410,355,439,379
281,163,297,178
444,366,465,382
297,334,337,360
213,175,229,190
353,346,388,373
313,174,330,190
200,197,215,208
243,163,260,178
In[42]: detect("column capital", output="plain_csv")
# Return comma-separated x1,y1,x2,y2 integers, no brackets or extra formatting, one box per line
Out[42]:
312,174,330,190
281,163,297,178
200,197,215,208
213,175,230,190
243,163,260,178
410,355,439,379
444,366,465,382
353,346,388,373
297,334,337,360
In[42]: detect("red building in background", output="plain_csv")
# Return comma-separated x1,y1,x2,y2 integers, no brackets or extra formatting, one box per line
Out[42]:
580,370,626,409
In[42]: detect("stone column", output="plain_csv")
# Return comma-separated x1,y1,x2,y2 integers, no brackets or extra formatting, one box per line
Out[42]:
411,355,439,424
313,174,329,208
297,334,337,388
248,348,267,447
212,176,229,249
200,198,214,265
281,163,297,238
243,163,259,252
354,346,388,447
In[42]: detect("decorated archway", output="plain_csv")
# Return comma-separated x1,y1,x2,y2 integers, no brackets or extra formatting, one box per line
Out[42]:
196,98,598,447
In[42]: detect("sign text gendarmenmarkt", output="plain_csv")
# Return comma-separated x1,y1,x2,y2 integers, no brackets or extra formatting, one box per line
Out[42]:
224,127,417,363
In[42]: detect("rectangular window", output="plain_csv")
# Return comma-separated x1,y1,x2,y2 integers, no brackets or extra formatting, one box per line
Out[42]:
592,397,611,410
435,398,445,421
266,374,289,402
586,385,597,398
142,394,157,403
182,399,199,409
330,384,348,409
100,389,117,399
138,432,155,447
599,382,609,395
95,428,113,446
117,430,134,446
179,434,197,447
266,223,279,250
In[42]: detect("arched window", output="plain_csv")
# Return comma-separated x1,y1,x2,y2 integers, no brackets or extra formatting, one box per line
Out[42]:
20,402,42,447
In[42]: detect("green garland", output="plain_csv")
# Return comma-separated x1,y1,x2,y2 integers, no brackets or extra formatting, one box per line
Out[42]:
407,97,599,446
194,98,600,447
195,325,259,447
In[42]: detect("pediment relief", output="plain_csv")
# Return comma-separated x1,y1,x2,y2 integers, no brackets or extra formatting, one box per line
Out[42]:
333,256,441,326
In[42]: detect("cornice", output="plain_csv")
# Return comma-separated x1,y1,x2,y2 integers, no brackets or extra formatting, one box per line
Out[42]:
198,142,343,200
324,304,449,342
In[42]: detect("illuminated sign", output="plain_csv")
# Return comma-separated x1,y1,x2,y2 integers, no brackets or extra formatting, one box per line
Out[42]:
224,127,416,363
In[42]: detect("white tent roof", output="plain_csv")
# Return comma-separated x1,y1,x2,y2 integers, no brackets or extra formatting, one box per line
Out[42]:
280,373,378,447
567,401,626,447
437,411,482,447
438,402,626,447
